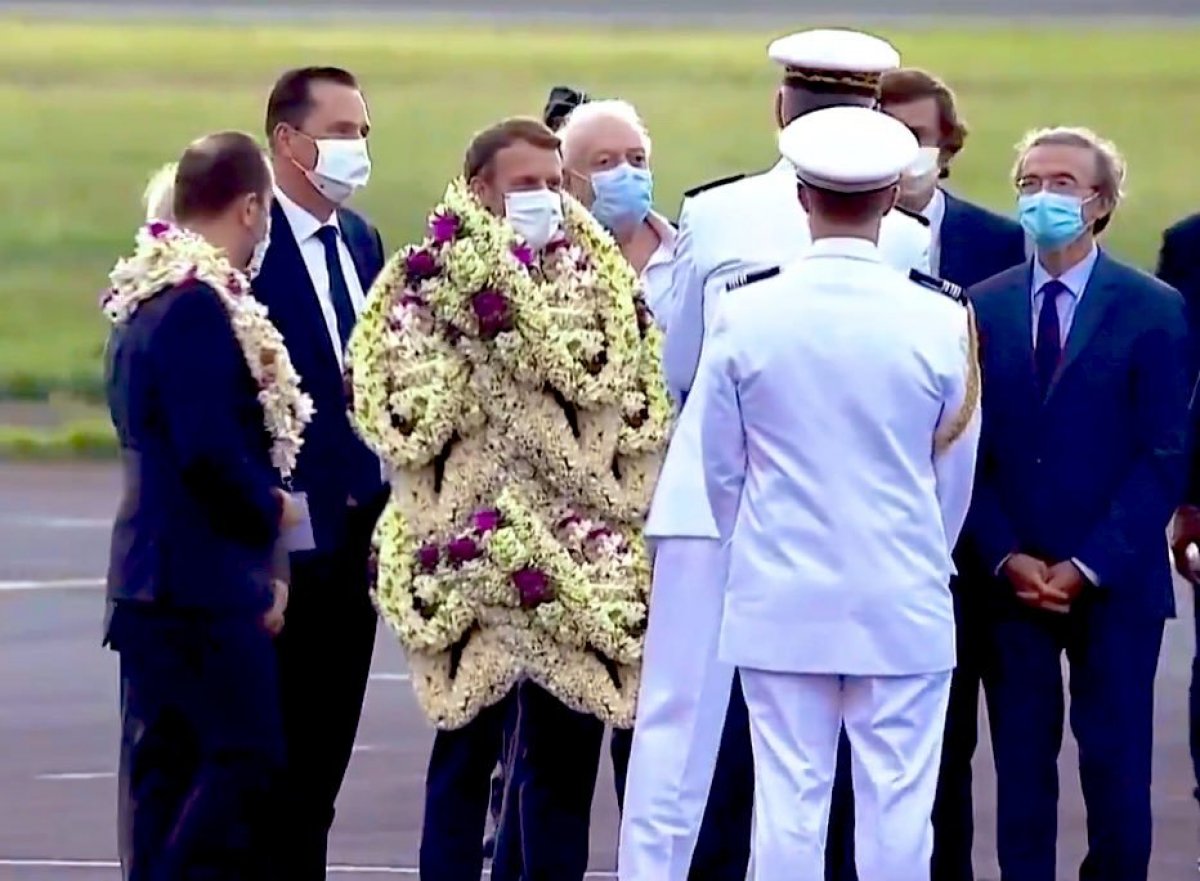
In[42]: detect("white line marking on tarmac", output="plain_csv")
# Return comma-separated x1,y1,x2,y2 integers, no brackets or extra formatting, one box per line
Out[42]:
0,515,109,529
0,859,618,877
0,578,105,592
36,772,116,781
368,672,411,682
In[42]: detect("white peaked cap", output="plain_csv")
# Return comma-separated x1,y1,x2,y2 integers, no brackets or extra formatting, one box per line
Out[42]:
778,105,919,193
767,28,901,75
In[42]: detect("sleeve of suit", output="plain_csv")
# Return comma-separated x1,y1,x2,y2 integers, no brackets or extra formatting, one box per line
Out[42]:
152,285,282,546
933,312,981,550
963,301,1021,574
1075,291,1191,588
698,306,747,541
661,198,704,403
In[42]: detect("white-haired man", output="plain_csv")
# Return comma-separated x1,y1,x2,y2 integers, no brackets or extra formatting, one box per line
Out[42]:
559,98,680,330
968,126,1189,881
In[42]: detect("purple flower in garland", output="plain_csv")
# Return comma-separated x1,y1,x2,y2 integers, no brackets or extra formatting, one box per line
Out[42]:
510,242,534,267
429,212,461,244
471,508,503,534
446,536,483,568
544,236,571,256
471,289,513,339
586,526,612,543
633,297,653,337
512,567,554,609
399,293,428,309
405,248,440,282
557,513,581,532
147,220,171,239
416,542,441,573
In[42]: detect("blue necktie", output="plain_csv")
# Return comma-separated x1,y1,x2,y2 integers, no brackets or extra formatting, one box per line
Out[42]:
315,225,357,352
1035,280,1067,396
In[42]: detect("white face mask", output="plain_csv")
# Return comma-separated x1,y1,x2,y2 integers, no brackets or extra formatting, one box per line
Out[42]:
302,137,372,204
900,146,942,201
504,189,564,250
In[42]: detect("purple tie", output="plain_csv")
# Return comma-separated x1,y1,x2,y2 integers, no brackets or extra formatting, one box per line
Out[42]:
1035,280,1067,396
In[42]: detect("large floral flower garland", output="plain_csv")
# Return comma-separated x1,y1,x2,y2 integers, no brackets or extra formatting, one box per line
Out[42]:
348,179,672,728
103,221,313,478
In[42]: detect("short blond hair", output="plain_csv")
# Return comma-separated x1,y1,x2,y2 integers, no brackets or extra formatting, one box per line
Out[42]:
559,99,653,165
143,161,177,221
1013,126,1126,233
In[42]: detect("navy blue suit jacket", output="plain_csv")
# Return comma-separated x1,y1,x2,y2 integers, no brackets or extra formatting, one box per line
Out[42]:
105,280,282,616
966,251,1190,619
253,201,386,552
938,190,1027,288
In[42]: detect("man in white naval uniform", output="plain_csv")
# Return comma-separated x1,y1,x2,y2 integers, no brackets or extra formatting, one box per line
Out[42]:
699,105,980,881
619,28,931,881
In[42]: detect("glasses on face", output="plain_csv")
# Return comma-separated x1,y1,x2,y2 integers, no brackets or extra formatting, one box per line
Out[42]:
1015,175,1092,197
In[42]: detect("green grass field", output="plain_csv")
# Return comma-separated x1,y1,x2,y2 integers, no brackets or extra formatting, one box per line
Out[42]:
1,18,1198,406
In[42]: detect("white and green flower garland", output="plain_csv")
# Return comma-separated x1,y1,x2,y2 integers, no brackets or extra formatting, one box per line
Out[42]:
348,179,672,729
104,221,313,478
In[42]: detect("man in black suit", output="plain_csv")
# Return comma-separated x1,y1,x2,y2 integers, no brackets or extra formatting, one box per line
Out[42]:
881,67,1028,881
105,132,298,879
252,67,388,880
1157,212,1200,836
1157,213,1200,374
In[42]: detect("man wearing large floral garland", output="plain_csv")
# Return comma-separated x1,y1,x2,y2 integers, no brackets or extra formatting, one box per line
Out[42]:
348,116,671,881
102,132,312,879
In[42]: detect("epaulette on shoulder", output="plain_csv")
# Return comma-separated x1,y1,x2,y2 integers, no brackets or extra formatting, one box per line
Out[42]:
909,269,966,305
726,266,781,292
894,205,931,227
684,173,746,199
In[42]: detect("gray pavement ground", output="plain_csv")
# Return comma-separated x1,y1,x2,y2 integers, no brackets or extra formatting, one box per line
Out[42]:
0,460,1198,880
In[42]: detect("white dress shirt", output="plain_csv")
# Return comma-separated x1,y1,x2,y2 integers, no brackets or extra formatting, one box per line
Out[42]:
639,211,678,332
273,186,368,369
918,187,947,276
1031,243,1099,347
698,237,979,676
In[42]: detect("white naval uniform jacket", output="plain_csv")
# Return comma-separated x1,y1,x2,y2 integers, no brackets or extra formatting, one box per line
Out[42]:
647,161,932,541
697,237,979,676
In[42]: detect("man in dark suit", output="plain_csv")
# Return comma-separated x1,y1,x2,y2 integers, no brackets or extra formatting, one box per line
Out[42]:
252,66,387,880
105,132,299,880
968,126,1189,881
1157,212,1200,374
881,67,1028,881
1157,212,1200,840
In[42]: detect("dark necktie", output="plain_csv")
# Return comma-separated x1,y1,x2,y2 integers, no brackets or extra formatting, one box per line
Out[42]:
315,225,357,352
1035,279,1068,396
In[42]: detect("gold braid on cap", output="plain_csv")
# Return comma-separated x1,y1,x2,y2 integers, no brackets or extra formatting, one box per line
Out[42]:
933,302,981,455
783,67,881,93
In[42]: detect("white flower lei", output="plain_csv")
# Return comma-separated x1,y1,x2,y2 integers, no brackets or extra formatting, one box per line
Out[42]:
104,221,314,478
349,180,672,729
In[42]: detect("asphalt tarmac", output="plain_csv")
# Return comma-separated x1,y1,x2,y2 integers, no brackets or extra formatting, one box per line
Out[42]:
0,461,1197,879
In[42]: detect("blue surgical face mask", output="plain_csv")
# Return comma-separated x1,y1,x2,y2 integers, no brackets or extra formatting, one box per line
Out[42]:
589,164,653,232
1017,190,1096,250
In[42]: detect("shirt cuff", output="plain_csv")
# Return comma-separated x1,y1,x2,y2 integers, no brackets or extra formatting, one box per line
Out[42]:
1071,557,1100,586
994,553,1013,577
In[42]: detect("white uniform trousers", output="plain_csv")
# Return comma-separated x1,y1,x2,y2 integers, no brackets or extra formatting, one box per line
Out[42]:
618,538,734,881
740,669,952,881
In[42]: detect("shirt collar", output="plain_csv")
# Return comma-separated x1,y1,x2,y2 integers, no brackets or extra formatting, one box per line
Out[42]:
1031,243,1100,299
920,188,946,230
273,185,340,243
645,211,677,255
801,236,884,263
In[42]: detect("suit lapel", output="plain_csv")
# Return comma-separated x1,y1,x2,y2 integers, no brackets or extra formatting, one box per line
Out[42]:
337,208,377,294
264,201,342,380
937,192,968,284
1046,252,1119,401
